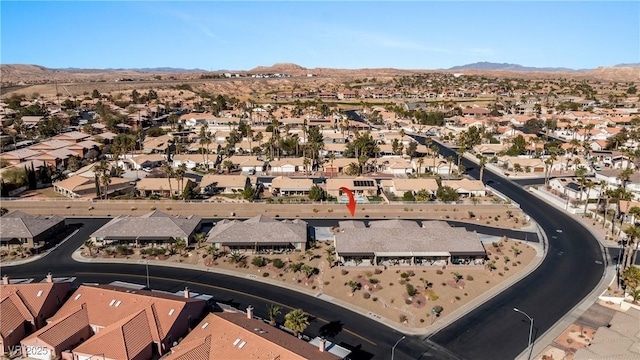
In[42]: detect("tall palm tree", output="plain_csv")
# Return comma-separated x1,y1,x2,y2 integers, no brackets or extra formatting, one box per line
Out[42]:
417,157,424,176
623,224,640,269
328,153,336,178
100,171,111,200
175,164,186,199
446,156,454,178
284,309,310,337
478,156,487,183
430,145,440,170
583,180,595,215
162,163,174,198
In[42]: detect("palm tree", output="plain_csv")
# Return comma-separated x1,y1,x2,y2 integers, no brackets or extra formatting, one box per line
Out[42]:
173,238,187,256
574,166,587,201
301,264,314,278
267,304,281,326
583,180,595,215
162,163,174,198
478,156,487,183
223,160,234,174
100,171,111,200
417,157,424,176
430,145,440,169
84,240,95,256
446,156,454,178
456,146,466,170
284,309,310,337
193,232,206,249
328,153,336,178
175,164,186,199
624,225,640,269
303,157,310,178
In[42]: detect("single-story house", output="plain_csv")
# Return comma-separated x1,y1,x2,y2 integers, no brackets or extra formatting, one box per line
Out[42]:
171,154,201,170
0,211,66,250
325,177,378,198
226,155,267,172
206,214,307,253
271,176,314,196
53,174,133,199
442,179,487,197
136,178,194,198
200,174,250,195
380,178,439,197
89,210,201,246
269,158,306,174
334,220,486,266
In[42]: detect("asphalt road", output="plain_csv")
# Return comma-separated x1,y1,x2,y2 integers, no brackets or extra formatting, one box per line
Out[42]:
3,139,604,360
419,139,605,360
4,218,464,360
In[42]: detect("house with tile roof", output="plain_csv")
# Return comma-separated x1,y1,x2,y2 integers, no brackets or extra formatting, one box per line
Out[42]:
199,174,250,195
206,214,308,254
53,174,134,199
334,220,486,266
325,177,379,198
89,210,202,246
164,310,343,360
271,176,314,196
0,274,72,354
20,284,207,360
0,211,66,250
380,178,439,197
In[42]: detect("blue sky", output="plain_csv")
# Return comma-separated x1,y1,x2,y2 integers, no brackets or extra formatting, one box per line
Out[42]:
1,1,638,70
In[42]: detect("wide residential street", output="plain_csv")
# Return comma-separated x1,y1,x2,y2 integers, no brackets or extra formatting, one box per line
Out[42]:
422,139,605,360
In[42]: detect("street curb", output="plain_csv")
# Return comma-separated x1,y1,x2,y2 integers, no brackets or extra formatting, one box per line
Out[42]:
1,228,80,267
515,187,615,360
72,234,546,338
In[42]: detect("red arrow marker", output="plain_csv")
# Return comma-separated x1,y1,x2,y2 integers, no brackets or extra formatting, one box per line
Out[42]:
339,186,356,216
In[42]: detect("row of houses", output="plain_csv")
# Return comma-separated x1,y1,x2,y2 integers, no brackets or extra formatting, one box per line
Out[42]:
1,276,345,360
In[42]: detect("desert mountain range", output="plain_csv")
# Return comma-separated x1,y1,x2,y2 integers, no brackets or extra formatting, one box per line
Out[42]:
1,62,639,85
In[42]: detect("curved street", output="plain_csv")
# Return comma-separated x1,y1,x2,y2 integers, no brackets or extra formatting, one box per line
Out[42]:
2,142,605,360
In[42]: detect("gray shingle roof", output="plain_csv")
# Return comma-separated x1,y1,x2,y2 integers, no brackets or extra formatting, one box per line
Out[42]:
1,211,64,239
335,221,485,256
90,211,200,240
206,215,307,245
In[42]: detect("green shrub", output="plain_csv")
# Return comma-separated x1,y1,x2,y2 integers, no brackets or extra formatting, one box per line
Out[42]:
262,272,270,277
252,256,266,267
406,283,417,297
436,270,444,275
363,292,371,299
272,258,284,268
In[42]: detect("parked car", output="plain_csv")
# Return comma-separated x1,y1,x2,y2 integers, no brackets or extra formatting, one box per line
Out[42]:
143,167,152,173
592,164,602,171
248,169,256,175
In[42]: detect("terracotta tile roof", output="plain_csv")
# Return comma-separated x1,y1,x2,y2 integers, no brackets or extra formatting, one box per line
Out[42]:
0,295,30,338
1,211,64,239
200,174,249,188
49,284,204,341
271,176,313,190
165,312,338,360
25,305,90,348
73,308,154,360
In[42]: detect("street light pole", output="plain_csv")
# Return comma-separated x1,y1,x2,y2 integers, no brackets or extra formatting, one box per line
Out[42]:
514,307,534,360
146,257,150,289
391,335,406,360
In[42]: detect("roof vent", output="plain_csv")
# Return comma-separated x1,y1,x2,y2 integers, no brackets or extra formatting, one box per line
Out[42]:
37,290,43,297
115,300,121,307
201,322,209,329
74,294,82,300
238,341,247,349
109,299,116,306
168,308,175,316
233,338,241,346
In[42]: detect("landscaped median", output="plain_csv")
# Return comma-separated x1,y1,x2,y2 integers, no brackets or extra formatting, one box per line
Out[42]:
74,233,541,333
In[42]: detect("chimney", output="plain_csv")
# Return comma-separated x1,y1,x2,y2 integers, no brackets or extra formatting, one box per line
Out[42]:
183,287,190,299
319,338,326,352
2,275,9,285
46,273,53,283
246,305,254,319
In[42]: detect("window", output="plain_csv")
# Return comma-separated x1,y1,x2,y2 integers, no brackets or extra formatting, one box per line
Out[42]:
168,309,175,316
36,290,43,297
201,322,209,329
74,294,82,300
115,301,121,307
109,299,116,306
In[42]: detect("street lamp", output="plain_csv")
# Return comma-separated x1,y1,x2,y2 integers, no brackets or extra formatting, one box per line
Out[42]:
391,335,406,360
146,257,150,289
513,307,534,360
